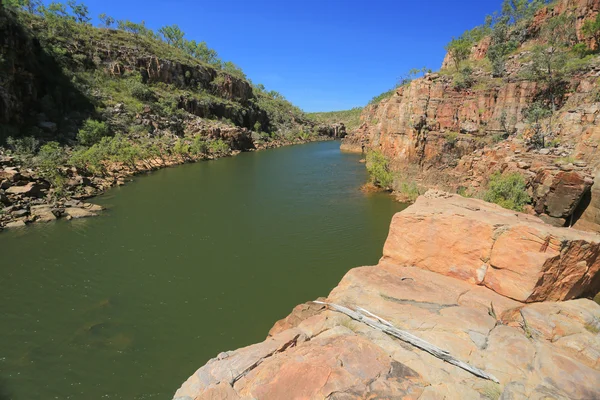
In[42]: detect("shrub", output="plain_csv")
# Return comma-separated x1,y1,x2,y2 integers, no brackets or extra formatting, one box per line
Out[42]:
366,150,393,189
208,139,230,156
6,136,40,155
126,79,154,101
190,136,208,156
173,138,190,159
483,172,530,211
77,119,109,145
398,181,420,202
453,66,475,90
36,142,67,193
446,132,459,146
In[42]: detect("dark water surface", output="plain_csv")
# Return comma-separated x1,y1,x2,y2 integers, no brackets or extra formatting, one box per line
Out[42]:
0,141,406,399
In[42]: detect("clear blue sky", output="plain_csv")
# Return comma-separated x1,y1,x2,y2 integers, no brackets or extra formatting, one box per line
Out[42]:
80,0,500,112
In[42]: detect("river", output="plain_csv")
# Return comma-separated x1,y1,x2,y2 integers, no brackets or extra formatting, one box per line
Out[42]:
0,141,406,399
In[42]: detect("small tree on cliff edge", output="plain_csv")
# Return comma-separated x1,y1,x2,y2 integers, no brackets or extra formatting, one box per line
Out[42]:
445,35,472,72
582,13,600,50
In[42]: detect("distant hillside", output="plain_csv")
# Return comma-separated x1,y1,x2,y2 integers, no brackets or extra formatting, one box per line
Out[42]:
307,108,363,131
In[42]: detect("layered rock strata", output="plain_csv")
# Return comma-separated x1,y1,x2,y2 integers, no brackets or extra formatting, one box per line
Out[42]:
341,0,600,232
174,192,600,400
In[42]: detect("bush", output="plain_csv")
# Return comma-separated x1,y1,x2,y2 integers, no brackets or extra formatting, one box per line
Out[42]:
208,139,230,156
6,136,40,155
453,66,475,90
366,150,394,189
398,180,420,202
483,172,530,211
77,119,109,145
36,142,67,193
173,138,190,159
445,132,459,146
190,136,208,156
126,79,154,101
69,145,106,175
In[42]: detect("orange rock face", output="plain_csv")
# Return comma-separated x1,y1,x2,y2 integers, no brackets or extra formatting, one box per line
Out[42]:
384,191,600,302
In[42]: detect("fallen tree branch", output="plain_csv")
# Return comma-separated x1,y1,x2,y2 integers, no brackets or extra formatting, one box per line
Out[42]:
314,300,499,383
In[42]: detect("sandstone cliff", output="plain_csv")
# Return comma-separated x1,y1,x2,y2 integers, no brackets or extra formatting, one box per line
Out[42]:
173,192,600,399
342,0,600,233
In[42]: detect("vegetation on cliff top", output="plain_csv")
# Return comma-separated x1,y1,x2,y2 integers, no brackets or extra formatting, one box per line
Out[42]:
307,108,362,131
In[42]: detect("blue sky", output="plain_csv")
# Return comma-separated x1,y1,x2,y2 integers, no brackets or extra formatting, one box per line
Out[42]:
80,0,500,112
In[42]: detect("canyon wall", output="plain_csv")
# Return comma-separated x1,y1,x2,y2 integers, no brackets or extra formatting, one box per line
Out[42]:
342,0,600,232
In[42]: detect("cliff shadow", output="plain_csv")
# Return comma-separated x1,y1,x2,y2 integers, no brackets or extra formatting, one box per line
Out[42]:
0,7,95,143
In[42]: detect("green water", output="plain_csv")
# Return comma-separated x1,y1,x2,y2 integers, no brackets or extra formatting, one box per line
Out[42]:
0,141,405,399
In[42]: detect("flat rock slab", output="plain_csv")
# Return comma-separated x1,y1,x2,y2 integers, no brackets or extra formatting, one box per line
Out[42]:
64,207,97,219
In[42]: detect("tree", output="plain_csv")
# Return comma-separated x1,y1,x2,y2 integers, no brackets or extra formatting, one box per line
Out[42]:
487,16,518,77
582,12,600,50
117,20,156,38
77,119,109,146
445,35,472,71
501,0,546,24
183,40,220,65
99,13,115,29
159,24,185,47
523,101,552,148
67,0,90,24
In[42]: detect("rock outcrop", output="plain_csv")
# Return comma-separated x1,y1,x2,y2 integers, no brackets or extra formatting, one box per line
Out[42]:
341,0,600,232
173,193,600,400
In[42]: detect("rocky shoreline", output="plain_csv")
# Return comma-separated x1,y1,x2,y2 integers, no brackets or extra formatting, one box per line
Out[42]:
173,191,600,399
0,135,335,232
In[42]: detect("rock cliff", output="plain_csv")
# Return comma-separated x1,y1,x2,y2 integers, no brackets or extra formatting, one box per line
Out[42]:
173,192,600,400
341,0,600,233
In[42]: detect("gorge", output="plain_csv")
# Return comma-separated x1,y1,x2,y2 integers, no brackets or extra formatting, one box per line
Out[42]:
1,0,600,399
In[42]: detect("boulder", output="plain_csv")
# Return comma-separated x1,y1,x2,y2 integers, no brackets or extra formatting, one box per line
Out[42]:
0,168,20,182
382,191,600,302
30,205,57,222
5,182,45,197
64,207,97,219
5,220,26,228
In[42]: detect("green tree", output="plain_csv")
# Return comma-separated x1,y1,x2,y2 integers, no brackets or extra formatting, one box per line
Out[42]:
582,12,600,49
523,102,552,148
117,20,156,38
487,17,518,77
67,0,89,24
501,0,546,24
159,24,185,47
208,139,230,156
183,40,221,65
445,35,473,71
99,13,115,28
77,119,109,146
